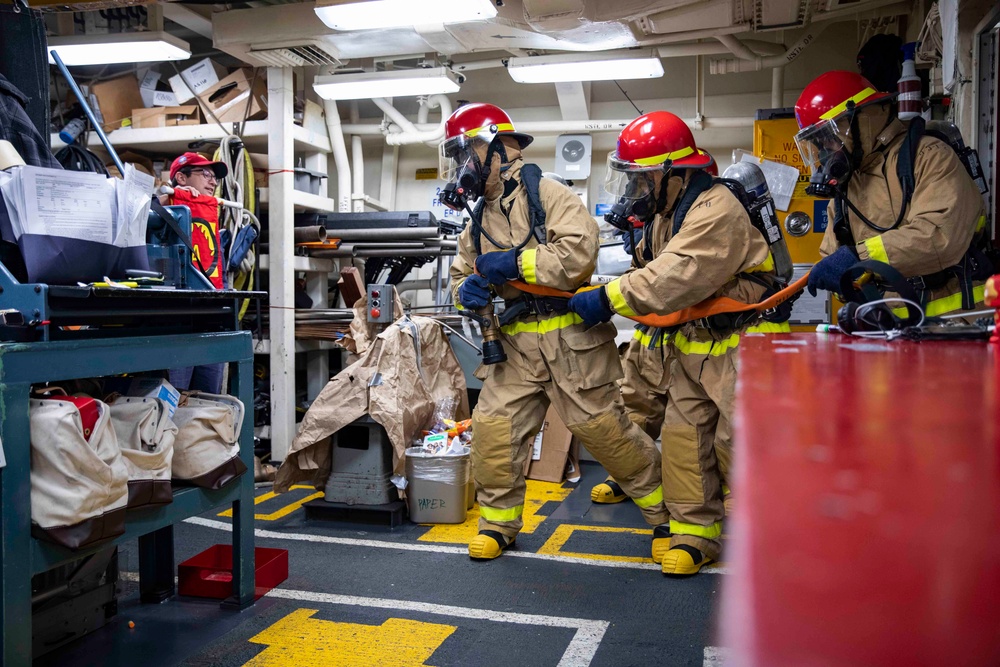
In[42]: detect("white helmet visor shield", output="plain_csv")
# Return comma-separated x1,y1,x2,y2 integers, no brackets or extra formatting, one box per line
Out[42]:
794,119,847,176
603,153,666,199
439,134,486,182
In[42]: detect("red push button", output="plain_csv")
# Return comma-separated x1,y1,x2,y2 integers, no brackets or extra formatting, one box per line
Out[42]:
371,308,380,318
371,290,380,298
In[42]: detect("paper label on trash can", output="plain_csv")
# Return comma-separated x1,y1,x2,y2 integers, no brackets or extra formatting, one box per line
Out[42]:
423,432,448,448
531,423,546,461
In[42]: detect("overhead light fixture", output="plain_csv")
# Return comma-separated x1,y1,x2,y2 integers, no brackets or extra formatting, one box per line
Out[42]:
506,52,664,84
314,0,497,31
313,67,462,101
47,31,191,66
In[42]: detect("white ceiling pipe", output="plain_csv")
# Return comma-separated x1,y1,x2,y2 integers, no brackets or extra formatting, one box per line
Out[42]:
372,95,452,146
322,99,352,213
340,116,753,136
772,66,785,108
710,23,830,74
350,101,365,212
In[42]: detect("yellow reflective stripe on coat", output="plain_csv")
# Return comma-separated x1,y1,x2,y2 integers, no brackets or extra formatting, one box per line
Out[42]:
633,485,664,509
746,321,791,333
634,145,694,166
670,331,740,356
501,312,583,336
633,328,665,348
892,284,986,318
466,123,515,139
520,248,538,284
605,279,638,317
746,252,775,273
819,87,878,120
479,504,522,522
864,235,889,264
669,520,723,539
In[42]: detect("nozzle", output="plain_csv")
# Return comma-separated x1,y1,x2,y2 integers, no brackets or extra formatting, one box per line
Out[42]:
481,338,507,365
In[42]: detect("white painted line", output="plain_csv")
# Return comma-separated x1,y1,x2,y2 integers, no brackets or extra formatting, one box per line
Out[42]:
703,645,732,666
265,587,609,667
184,516,729,574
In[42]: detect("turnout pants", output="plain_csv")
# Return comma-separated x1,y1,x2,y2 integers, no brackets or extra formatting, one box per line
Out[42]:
621,327,671,440
472,317,668,539
659,329,740,561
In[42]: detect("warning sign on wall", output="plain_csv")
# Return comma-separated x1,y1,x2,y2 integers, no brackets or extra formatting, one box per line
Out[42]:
415,168,438,180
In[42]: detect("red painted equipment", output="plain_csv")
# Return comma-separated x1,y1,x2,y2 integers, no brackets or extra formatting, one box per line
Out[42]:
725,334,1000,666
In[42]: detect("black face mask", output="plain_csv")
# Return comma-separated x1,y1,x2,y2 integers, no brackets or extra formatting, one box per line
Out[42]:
805,147,853,198
439,139,509,212
604,173,658,231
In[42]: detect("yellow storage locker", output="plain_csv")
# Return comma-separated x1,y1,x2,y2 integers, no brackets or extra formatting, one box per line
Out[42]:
753,114,834,327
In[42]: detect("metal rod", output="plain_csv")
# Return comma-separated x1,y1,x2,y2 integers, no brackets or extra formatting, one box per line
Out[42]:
324,227,440,241
51,50,125,175
294,226,328,244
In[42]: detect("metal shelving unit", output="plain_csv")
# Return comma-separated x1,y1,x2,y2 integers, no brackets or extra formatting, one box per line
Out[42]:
0,332,257,666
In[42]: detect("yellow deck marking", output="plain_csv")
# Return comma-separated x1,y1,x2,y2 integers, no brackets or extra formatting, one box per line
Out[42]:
219,485,323,521
245,608,455,667
538,524,655,563
418,479,573,544
538,523,731,568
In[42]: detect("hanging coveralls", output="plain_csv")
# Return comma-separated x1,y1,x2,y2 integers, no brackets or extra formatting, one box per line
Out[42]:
818,116,988,318
603,178,774,564
450,159,669,542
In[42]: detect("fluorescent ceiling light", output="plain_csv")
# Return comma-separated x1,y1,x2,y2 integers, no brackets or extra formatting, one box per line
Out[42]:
48,31,191,66
314,0,497,31
507,52,664,84
313,67,462,101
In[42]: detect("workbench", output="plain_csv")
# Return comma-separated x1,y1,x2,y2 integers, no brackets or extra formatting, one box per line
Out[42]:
725,333,1000,666
0,332,256,666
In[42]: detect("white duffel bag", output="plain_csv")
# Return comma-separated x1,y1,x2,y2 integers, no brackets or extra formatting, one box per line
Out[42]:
29,398,129,549
108,396,177,508
171,392,247,489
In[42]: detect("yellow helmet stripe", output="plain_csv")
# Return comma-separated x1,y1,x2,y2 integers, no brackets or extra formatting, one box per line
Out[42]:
632,145,695,166
465,122,515,139
819,87,878,121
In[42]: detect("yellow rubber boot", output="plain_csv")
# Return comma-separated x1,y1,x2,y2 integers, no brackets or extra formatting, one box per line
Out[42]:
590,477,628,504
468,530,515,560
661,545,713,576
651,524,671,564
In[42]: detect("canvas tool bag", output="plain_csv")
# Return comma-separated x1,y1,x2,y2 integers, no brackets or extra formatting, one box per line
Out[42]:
171,392,247,489
29,397,129,549
108,395,177,508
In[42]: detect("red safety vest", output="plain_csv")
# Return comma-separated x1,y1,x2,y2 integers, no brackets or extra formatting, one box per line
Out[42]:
169,188,223,289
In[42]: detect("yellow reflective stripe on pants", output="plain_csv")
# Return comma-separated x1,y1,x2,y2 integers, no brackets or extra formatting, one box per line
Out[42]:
520,248,538,284
479,504,523,522
864,235,889,264
746,321,791,333
892,284,986,319
669,519,723,539
633,328,665,348
606,279,638,317
501,312,583,336
633,485,664,509
669,331,740,356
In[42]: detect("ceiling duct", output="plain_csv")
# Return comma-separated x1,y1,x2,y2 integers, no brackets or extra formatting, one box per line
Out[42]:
248,40,343,68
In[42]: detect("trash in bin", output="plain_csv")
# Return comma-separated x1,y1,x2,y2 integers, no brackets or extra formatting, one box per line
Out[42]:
405,445,471,524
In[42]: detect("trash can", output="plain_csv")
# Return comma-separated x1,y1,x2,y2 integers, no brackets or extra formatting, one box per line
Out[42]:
405,446,470,524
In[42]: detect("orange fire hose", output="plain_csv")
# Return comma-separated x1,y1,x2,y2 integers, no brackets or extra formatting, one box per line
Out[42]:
507,272,810,328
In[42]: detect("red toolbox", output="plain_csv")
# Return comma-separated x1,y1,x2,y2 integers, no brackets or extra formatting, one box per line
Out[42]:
177,545,287,600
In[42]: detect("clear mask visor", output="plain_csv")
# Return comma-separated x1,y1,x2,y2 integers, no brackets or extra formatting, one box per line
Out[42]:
603,153,665,200
794,119,848,176
439,135,484,182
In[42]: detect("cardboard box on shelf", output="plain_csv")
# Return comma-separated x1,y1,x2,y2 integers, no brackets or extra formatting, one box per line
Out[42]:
198,68,267,124
137,69,179,107
249,152,268,187
106,150,155,179
527,406,574,483
131,105,201,129
89,74,144,132
168,58,227,104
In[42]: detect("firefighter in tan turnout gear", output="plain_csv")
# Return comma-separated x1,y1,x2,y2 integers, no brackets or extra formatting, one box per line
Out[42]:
440,103,669,561
568,111,782,575
794,70,989,315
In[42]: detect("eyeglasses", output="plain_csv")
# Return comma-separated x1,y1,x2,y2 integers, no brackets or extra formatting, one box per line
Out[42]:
185,168,218,182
